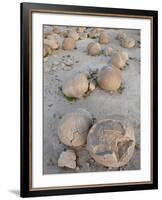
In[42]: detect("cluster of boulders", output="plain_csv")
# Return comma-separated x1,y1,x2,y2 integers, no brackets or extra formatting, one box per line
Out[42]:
62,65,123,99
43,27,136,98
43,26,136,59
57,109,135,169
43,26,137,170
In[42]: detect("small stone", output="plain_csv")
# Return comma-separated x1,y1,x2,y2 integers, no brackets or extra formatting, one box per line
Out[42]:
79,32,88,40
62,56,74,66
68,30,79,41
89,81,96,91
47,33,60,41
62,37,76,50
88,29,98,38
116,32,127,41
58,150,76,169
44,57,48,62
86,162,90,168
53,60,60,66
77,27,86,33
99,32,109,44
87,42,101,56
76,166,80,171
53,26,61,34
44,38,59,50
60,30,68,38
104,46,113,56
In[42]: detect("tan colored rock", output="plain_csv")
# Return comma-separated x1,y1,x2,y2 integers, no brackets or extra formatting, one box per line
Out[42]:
88,29,99,38
121,37,136,48
53,26,61,34
119,51,129,61
43,45,52,57
87,116,135,168
77,27,86,33
58,150,76,169
97,66,122,92
79,32,88,40
60,30,68,38
62,74,89,98
99,32,109,44
87,42,101,56
104,46,113,56
47,33,60,41
62,37,76,50
116,31,127,41
89,81,96,91
58,109,93,147
112,52,127,69
68,30,79,41
44,38,59,50
44,31,52,38
95,28,105,33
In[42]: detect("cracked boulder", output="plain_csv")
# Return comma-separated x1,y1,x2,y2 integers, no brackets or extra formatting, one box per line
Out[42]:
58,150,76,169
58,109,93,147
87,116,135,168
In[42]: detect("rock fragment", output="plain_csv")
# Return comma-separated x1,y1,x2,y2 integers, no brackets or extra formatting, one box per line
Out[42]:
58,150,76,169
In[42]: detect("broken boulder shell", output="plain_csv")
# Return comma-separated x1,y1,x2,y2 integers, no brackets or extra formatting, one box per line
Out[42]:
97,66,122,92
87,42,101,56
121,37,136,48
62,37,76,50
62,74,89,98
87,116,135,168
58,109,93,147
99,32,109,44
58,150,76,169
112,51,128,69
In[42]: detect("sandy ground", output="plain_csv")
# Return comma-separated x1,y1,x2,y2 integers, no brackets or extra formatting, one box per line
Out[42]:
43,25,140,174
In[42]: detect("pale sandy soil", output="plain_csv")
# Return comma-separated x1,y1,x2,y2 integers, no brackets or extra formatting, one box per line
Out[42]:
43,25,140,174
